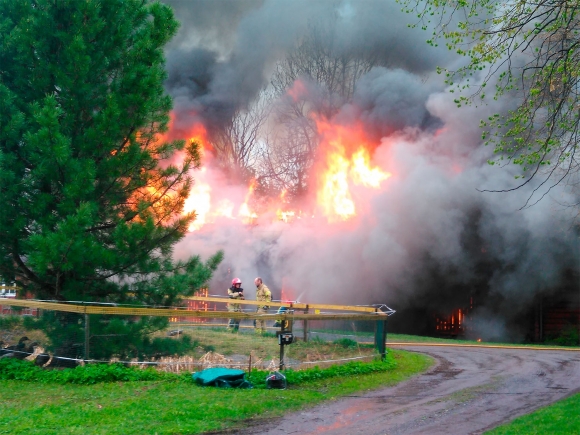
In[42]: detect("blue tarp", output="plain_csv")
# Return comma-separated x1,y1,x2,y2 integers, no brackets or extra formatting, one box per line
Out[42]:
192,368,252,388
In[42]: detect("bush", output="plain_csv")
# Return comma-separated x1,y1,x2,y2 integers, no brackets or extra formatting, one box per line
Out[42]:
0,315,23,331
20,312,199,360
332,338,358,349
247,356,397,387
545,325,580,347
140,334,198,358
0,353,397,387
0,358,183,384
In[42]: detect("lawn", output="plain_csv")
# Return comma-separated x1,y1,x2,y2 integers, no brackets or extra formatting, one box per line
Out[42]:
0,349,431,435
387,333,580,349
485,393,580,435
2,320,577,435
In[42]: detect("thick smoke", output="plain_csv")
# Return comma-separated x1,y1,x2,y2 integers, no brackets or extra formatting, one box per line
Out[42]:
162,0,453,129
162,0,579,341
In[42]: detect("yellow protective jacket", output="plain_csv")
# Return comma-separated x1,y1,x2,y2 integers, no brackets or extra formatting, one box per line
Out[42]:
227,286,244,311
255,283,271,310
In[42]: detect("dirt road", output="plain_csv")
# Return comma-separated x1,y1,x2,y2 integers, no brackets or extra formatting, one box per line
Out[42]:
248,345,580,435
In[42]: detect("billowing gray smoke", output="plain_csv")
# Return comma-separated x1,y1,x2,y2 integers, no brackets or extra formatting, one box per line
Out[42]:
162,0,451,130
162,0,579,341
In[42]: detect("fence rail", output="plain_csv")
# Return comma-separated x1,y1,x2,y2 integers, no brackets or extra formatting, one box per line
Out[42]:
0,298,393,321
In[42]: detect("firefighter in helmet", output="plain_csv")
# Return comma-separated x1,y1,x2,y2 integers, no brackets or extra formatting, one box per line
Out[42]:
227,278,244,331
254,277,271,334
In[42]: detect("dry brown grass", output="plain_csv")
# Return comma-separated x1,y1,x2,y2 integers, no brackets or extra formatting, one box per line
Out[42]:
1,320,379,373
168,327,377,371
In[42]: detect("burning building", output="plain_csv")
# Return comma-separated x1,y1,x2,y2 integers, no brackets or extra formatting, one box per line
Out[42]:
159,0,579,343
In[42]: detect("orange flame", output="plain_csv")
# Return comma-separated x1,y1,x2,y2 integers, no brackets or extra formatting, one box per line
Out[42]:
174,112,392,230
238,179,258,224
187,123,209,148
179,123,215,231
276,209,296,222
184,171,212,231
315,118,391,221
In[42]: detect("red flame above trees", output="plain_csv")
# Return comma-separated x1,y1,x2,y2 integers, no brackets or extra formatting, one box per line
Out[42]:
166,113,391,230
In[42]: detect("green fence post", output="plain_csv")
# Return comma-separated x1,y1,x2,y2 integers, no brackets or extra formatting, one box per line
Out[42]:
303,305,309,342
375,319,387,360
384,319,388,357
84,310,90,361
279,321,286,371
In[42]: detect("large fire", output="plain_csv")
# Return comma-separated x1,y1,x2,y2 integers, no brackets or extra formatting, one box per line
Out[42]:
315,119,391,221
173,116,391,230
180,124,222,231
238,178,258,225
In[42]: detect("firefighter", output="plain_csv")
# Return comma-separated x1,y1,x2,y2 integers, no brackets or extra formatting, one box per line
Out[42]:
227,278,244,331
254,277,271,334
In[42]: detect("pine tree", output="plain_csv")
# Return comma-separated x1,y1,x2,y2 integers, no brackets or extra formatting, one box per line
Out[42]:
0,0,221,357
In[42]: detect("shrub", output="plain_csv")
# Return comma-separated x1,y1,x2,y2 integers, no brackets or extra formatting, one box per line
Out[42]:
247,356,397,387
333,338,358,349
0,315,23,331
0,358,183,384
545,325,580,347
0,352,397,387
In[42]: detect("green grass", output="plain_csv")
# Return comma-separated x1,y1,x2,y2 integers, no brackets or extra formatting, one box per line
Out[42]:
387,333,580,349
0,349,432,434
2,327,577,434
308,330,579,349
485,393,580,435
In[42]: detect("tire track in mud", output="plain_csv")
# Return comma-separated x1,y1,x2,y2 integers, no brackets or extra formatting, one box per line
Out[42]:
244,345,580,435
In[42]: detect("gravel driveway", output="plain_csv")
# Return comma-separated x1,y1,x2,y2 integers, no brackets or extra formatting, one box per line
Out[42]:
247,344,580,435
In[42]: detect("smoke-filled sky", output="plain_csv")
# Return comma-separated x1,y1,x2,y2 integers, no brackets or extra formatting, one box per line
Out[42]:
160,0,579,340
